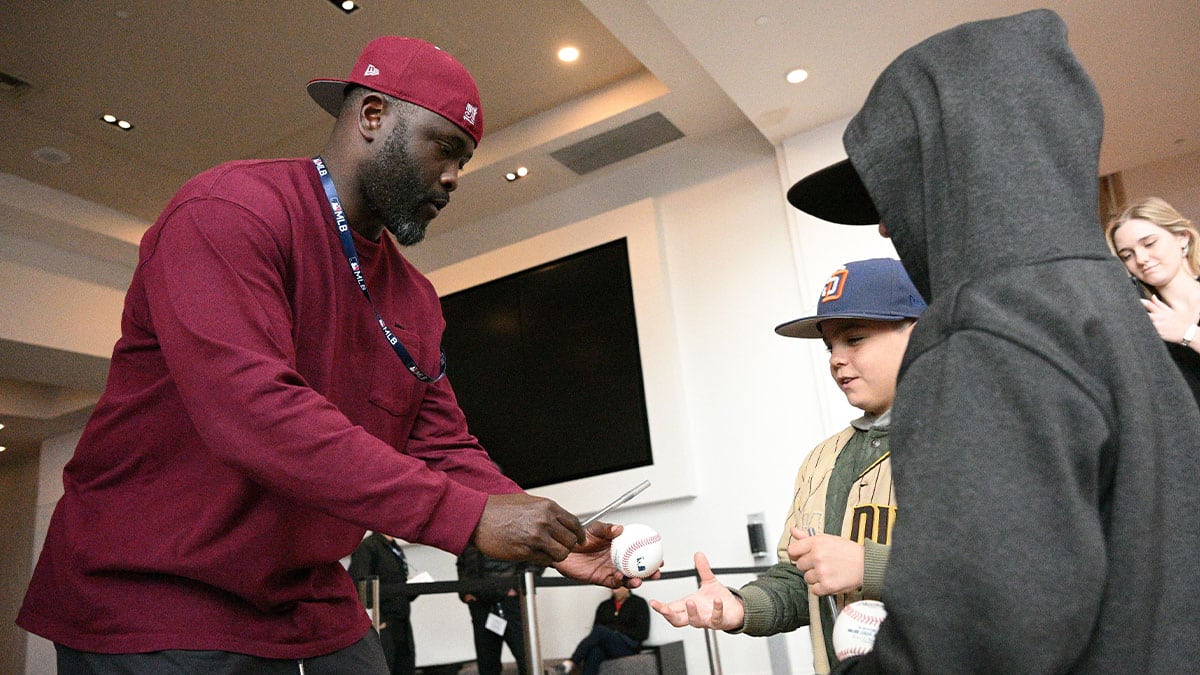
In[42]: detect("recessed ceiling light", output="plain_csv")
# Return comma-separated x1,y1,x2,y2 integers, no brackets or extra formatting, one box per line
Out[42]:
557,46,580,63
505,166,530,182
516,166,528,178
0,446,6,453
329,0,359,13
786,68,809,84
0,422,5,430
101,113,135,130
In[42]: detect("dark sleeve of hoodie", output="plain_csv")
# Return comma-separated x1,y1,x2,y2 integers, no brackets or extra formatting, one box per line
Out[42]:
836,330,1109,673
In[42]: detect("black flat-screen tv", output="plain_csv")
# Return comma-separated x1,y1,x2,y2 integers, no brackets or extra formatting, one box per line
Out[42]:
439,238,654,489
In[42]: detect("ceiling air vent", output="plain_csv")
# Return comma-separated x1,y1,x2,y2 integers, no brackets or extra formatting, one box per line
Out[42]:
551,112,684,175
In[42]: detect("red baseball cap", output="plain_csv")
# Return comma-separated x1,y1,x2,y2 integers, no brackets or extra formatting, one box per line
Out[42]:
307,36,484,145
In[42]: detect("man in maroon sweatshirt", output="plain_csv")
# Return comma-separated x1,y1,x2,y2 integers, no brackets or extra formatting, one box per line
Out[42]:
19,36,640,674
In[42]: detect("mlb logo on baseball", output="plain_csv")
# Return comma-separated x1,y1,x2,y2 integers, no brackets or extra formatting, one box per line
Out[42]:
833,600,887,660
610,523,663,579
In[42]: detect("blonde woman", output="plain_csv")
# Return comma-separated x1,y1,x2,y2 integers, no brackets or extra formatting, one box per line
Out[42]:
1106,196,1200,400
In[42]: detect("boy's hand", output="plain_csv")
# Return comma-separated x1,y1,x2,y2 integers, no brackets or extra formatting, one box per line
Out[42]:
649,552,745,630
788,526,865,596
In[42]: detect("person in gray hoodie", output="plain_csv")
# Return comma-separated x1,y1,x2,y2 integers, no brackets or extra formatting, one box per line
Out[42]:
786,9,1200,673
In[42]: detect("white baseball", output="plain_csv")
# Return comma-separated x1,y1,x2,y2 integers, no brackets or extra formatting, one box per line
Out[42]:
832,599,887,661
609,523,663,579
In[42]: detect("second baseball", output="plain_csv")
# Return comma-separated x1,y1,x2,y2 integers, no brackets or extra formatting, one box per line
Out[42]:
832,599,887,660
609,523,663,578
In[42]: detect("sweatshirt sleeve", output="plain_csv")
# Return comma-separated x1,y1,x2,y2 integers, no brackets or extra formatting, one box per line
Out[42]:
860,540,889,600
837,331,1109,673
732,561,810,636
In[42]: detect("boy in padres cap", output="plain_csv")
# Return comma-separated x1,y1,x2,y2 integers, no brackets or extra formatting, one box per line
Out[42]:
651,257,925,674
19,36,639,673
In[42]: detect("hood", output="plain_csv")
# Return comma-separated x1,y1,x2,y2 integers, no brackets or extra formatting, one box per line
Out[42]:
843,9,1110,301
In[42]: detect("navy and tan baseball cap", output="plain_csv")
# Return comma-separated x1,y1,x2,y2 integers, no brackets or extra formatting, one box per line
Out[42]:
775,258,926,338
307,36,484,145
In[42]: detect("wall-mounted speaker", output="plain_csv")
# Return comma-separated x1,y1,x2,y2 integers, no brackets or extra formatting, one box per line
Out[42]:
746,512,768,558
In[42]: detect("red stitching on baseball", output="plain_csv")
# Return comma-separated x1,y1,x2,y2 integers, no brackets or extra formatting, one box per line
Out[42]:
843,604,884,627
619,534,661,570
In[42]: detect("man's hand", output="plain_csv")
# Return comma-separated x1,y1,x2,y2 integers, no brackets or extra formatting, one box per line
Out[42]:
649,552,744,630
787,526,864,596
552,522,657,588
472,493,585,565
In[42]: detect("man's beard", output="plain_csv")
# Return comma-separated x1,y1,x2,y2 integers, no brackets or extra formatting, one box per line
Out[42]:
357,119,438,246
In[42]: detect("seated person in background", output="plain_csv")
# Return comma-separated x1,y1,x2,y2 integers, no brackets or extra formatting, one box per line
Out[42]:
558,587,650,675
1106,196,1200,403
457,543,535,675
651,258,925,674
349,532,419,675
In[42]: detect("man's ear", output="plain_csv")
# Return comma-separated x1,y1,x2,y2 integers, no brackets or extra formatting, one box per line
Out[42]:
356,91,388,140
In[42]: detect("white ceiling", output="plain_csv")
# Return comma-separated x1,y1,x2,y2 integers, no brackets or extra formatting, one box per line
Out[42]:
2,0,1198,451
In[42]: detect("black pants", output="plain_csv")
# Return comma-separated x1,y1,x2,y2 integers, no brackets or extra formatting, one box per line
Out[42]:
570,625,638,675
378,617,416,675
467,595,527,675
55,628,387,675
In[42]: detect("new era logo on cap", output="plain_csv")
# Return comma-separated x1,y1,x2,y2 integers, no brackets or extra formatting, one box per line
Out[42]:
364,64,380,77
463,102,478,126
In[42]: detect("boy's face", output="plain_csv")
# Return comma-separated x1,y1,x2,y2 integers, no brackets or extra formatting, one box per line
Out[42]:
820,318,914,416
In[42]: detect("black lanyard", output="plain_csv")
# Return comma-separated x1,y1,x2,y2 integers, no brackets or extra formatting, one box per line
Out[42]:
313,157,446,383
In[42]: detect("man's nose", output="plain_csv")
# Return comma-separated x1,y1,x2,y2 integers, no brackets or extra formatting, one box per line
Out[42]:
441,164,460,192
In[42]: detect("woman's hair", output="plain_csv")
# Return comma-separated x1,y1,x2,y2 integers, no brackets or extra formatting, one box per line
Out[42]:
1105,197,1200,278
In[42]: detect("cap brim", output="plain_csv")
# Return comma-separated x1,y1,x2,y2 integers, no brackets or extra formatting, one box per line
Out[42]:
786,159,880,225
306,79,350,117
774,317,824,339
775,311,917,339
